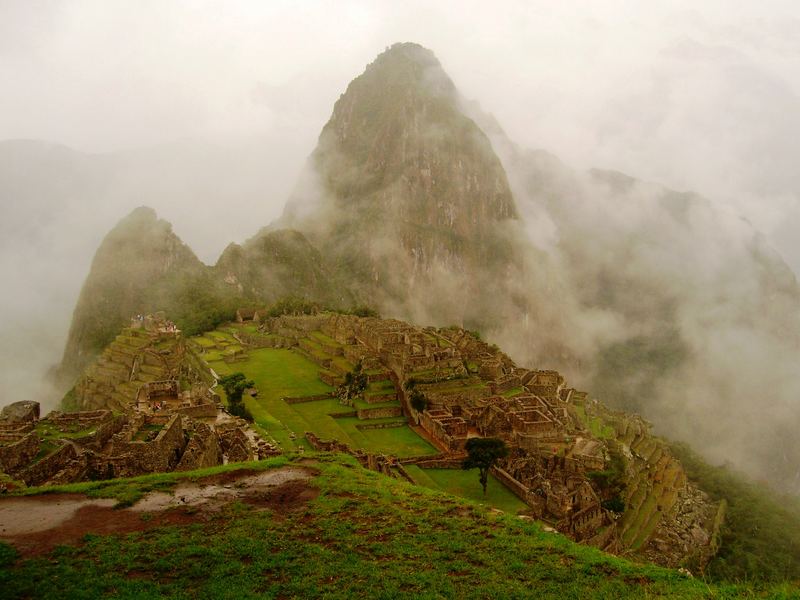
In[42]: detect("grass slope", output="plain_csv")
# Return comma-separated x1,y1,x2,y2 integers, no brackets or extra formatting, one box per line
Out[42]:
2,453,790,599
404,466,528,515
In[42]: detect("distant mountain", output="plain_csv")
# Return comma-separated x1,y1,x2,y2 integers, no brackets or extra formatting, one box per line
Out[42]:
215,228,346,308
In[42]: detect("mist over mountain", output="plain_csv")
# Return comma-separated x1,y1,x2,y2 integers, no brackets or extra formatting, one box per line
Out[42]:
4,39,800,497
0,135,303,409
485,126,800,491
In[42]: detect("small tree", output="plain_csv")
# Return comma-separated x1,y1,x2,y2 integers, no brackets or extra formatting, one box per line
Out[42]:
409,388,427,412
462,438,509,496
219,372,255,421
337,361,368,406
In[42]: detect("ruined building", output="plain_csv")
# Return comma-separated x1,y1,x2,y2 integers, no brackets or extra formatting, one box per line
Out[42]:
253,313,722,569
0,314,277,489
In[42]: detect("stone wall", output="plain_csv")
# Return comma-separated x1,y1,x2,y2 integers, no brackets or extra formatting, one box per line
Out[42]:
318,370,341,387
73,414,127,451
355,421,406,431
45,409,112,430
356,406,403,420
218,425,251,462
491,467,543,513
0,433,40,472
176,423,222,471
114,414,186,473
19,443,78,486
0,422,34,434
366,371,392,383
364,392,397,404
284,393,335,404
405,456,463,468
330,410,358,418
176,404,218,418
421,385,491,406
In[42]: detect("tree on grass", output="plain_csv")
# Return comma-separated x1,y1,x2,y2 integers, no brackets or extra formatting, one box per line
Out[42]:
219,372,255,422
462,437,509,496
337,360,368,406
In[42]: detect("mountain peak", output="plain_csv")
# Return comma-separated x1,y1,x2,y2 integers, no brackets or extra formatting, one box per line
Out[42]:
122,205,158,223
280,43,521,327
370,42,443,74
340,42,455,108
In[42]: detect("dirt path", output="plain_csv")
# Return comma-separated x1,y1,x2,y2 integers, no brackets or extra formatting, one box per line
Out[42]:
0,466,319,558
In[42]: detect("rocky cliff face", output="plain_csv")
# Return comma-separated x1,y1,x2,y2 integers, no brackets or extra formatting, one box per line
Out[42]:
282,43,529,328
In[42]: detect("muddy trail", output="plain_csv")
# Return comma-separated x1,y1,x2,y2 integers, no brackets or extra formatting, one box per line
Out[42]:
0,466,318,558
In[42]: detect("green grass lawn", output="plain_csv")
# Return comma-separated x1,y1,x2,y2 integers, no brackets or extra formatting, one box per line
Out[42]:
405,466,529,514
341,419,435,457
191,336,216,348
209,348,330,450
575,405,615,439
35,422,96,441
206,344,436,458
0,453,778,599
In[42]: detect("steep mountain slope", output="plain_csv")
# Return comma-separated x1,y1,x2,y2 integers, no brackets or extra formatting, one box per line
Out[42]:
58,207,236,382
0,136,307,407
214,228,347,307
281,43,535,330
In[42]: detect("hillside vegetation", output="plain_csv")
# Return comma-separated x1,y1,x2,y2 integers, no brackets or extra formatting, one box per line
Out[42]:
671,442,800,583
1,453,795,599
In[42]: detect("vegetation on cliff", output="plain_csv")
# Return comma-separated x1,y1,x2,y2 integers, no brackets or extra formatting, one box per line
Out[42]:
670,442,800,583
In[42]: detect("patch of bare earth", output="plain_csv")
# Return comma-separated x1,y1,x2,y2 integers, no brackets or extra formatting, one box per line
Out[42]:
0,466,319,558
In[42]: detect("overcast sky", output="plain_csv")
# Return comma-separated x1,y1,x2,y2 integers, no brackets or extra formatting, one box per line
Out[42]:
2,0,800,270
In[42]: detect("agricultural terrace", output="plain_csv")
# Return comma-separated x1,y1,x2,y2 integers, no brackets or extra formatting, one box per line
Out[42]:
191,324,436,458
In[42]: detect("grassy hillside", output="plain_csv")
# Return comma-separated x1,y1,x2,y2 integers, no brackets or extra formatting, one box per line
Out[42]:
1,453,792,599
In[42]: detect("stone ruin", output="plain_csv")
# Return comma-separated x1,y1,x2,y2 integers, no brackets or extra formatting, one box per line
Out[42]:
29,309,719,569
1,313,280,490
251,313,721,569
305,431,416,483
136,380,219,419
0,394,279,489
130,311,179,335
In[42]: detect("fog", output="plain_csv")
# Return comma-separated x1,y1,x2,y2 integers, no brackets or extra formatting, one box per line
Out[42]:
3,2,800,262
2,2,800,488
